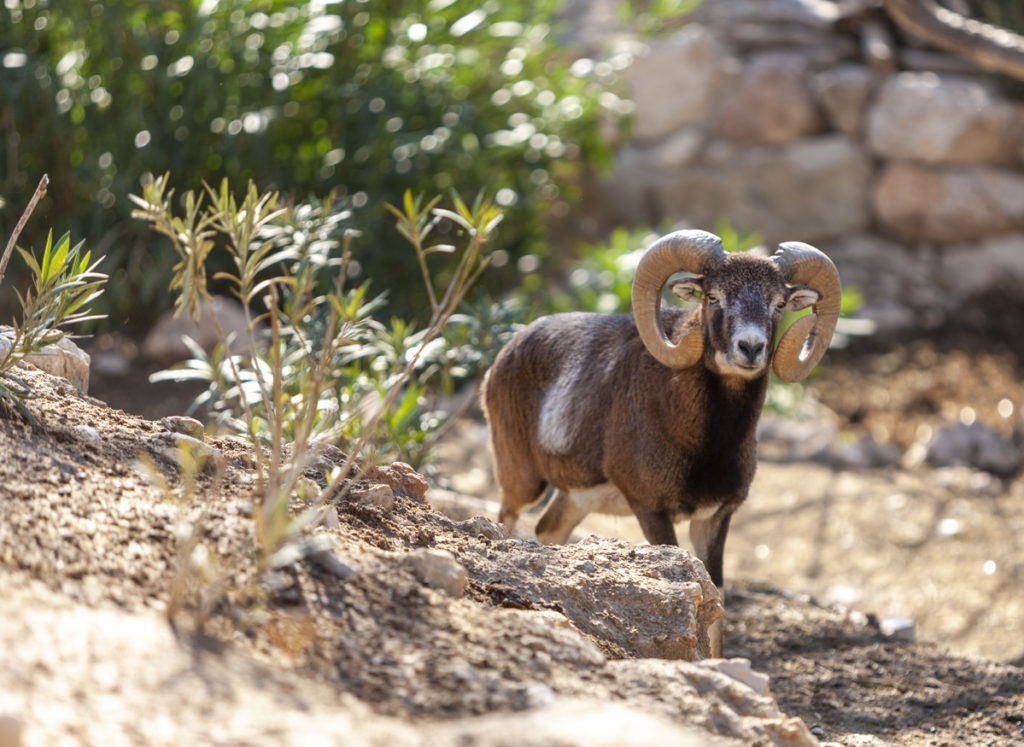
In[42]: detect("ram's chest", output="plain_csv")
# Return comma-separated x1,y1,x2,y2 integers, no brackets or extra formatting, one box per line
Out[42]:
601,423,753,512
679,439,752,503
690,399,759,494
627,392,760,508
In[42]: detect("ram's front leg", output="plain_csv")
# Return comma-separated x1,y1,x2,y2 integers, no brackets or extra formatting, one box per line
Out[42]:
633,506,679,546
689,508,733,658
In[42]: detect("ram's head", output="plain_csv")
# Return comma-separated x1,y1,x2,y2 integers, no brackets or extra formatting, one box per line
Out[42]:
631,230,841,383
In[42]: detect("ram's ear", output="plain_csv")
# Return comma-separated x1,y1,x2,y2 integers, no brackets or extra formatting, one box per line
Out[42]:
784,286,820,312
670,278,704,303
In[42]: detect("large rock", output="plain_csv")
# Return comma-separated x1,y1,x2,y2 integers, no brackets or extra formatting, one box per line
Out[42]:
0,579,814,747
606,130,708,226
820,234,947,331
713,53,826,145
442,698,718,746
141,295,255,363
820,234,919,303
940,234,1024,300
656,134,873,244
873,162,1024,243
0,326,91,393
599,660,816,746
867,73,1024,165
688,0,840,27
0,581,420,746
925,423,1022,476
449,535,722,660
626,25,735,143
811,64,876,139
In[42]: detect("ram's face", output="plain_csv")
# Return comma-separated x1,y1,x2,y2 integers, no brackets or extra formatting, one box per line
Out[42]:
671,255,819,379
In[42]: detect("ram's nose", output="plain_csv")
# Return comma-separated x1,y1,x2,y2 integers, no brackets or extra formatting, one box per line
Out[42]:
736,336,766,364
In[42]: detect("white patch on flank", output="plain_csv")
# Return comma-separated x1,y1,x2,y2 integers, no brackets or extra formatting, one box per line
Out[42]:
537,360,583,454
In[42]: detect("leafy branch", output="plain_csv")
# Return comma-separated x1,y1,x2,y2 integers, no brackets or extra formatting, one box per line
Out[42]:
319,190,503,502
133,177,500,577
0,174,107,421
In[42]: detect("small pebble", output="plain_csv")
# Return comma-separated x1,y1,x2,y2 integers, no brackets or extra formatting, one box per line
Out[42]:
456,516,509,540
160,415,205,440
74,424,102,443
880,616,916,642
701,658,771,697
356,483,395,511
406,549,467,597
150,433,221,470
365,461,429,501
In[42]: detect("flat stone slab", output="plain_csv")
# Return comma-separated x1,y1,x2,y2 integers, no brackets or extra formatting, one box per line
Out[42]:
0,326,91,393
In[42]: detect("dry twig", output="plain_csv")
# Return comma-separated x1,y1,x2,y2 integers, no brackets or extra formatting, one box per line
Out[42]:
0,174,49,286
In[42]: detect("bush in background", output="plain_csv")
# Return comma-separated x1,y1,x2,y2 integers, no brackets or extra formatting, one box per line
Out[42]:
1,0,633,323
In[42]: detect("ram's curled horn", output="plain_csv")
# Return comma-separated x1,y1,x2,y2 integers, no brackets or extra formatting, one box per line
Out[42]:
632,229,727,369
770,241,841,383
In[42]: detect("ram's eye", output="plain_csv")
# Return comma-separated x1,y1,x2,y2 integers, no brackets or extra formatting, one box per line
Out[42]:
705,293,719,305
775,300,786,310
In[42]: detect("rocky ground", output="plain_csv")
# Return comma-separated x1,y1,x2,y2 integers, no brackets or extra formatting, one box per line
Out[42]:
1,337,1022,746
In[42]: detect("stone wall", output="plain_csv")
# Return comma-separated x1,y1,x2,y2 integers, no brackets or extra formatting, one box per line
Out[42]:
600,0,1024,335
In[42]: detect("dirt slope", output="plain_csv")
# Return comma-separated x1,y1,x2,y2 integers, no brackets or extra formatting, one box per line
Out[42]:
1,363,1023,746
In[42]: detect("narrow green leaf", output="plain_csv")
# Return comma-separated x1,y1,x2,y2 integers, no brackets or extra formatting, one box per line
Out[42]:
15,246,41,278
403,189,416,220
432,208,473,232
481,213,504,236
451,190,470,220
383,202,405,223
420,194,443,222
38,230,55,283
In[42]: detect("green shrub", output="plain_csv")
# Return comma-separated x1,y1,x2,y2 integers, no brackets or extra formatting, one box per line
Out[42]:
1,0,628,322
134,175,505,468
0,175,107,421
134,176,506,569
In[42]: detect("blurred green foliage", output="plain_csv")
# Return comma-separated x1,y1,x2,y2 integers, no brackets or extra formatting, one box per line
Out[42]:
530,219,765,317
0,0,632,323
